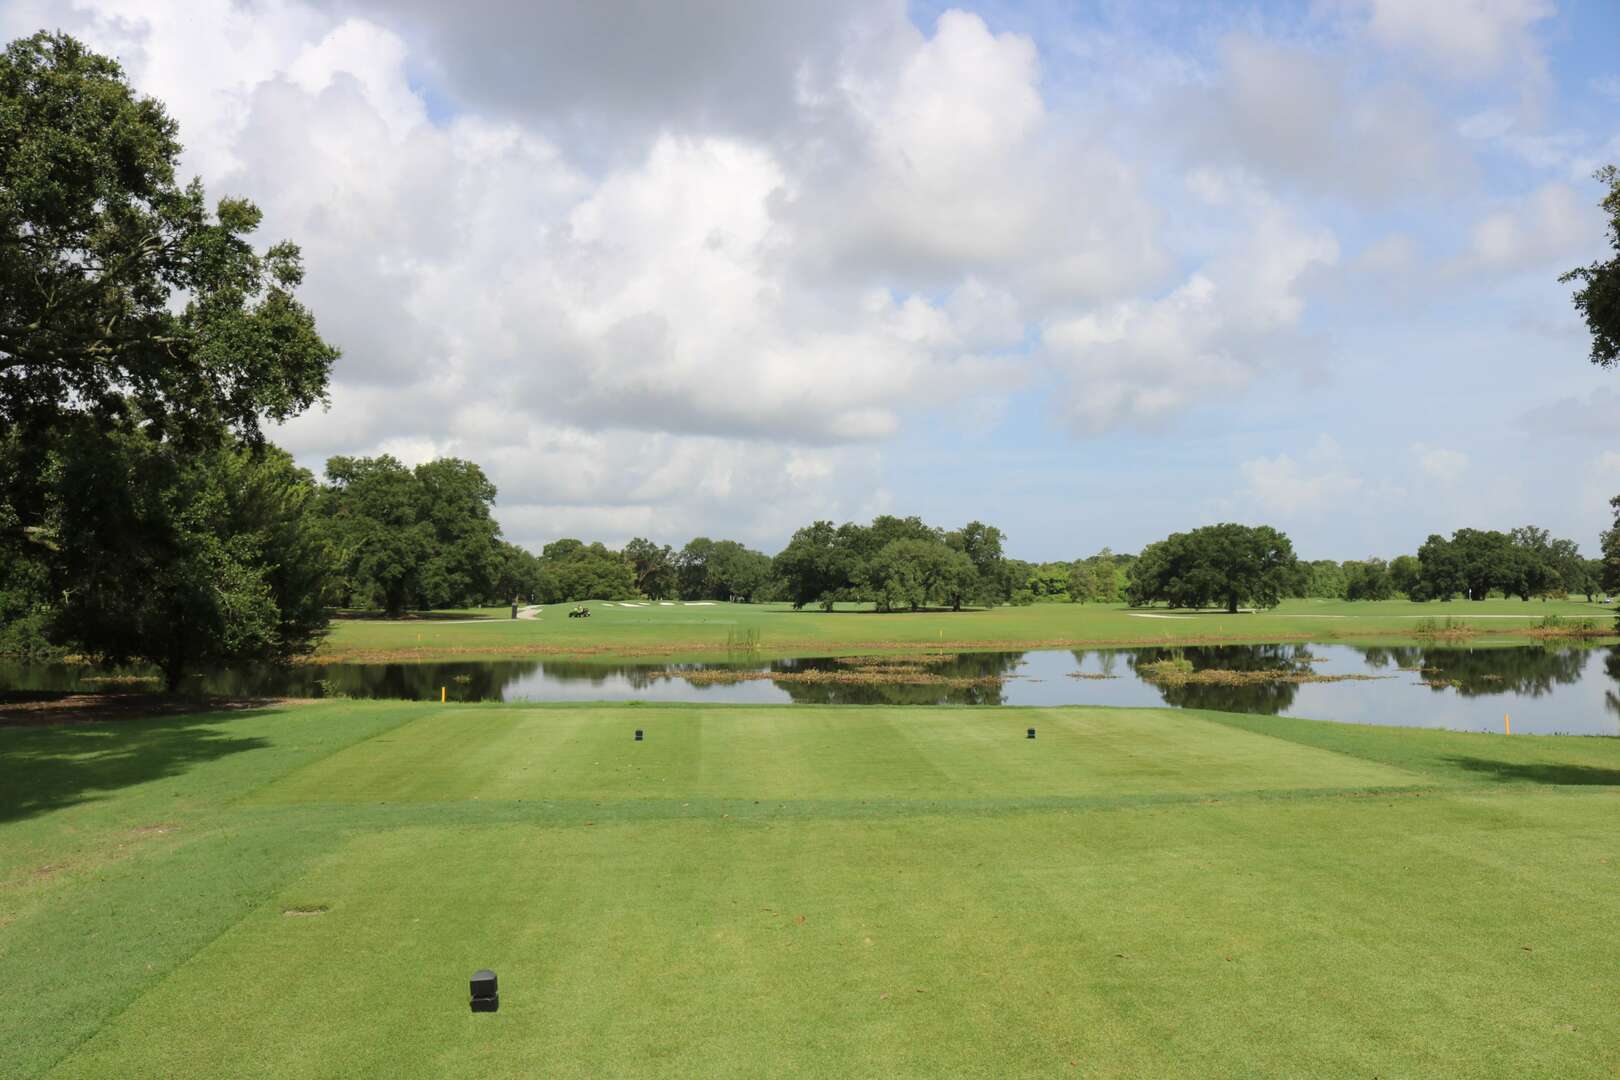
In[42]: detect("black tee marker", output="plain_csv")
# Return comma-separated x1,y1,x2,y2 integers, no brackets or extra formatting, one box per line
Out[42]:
1027,727,1036,739
635,729,644,741
470,969,498,1013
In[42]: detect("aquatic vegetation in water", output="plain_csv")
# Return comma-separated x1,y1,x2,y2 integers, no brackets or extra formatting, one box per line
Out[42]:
1136,656,1392,687
649,668,1005,689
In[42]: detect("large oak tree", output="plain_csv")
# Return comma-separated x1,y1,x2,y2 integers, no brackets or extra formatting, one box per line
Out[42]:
1,32,339,680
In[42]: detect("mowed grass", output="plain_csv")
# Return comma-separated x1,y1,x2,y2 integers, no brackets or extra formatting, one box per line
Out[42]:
3,702,1620,1078
318,597,1618,663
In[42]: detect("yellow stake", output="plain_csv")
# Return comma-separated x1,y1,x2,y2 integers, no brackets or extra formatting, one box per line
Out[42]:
441,686,446,704
1505,713,1511,736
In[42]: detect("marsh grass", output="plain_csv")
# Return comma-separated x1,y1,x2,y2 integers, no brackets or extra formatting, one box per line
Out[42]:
725,627,762,658
1526,614,1608,639
1414,617,1474,640
1137,655,1391,687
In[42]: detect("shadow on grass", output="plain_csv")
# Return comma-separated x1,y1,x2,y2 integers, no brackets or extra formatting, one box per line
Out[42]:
0,705,273,823
1442,756,1620,786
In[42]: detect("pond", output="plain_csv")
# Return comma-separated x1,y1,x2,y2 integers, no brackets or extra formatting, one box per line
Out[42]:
6,642,1620,735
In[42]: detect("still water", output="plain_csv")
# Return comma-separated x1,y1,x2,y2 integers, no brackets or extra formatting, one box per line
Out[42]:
7,642,1620,736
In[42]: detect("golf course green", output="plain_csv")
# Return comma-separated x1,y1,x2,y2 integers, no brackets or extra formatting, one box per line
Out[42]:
5,699,1619,1078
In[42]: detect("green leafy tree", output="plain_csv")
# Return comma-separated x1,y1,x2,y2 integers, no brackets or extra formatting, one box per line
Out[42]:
706,540,773,602
1414,534,1464,600
414,458,502,608
945,521,1009,602
1602,499,1620,596
1125,524,1298,613
1560,165,1620,369
0,32,336,464
318,455,505,614
493,542,543,605
47,422,329,689
675,537,715,599
1066,563,1098,603
624,538,676,599
1389,554,1422,599
773,521,855,610
0,32,338,674
860,539,961,612
539,539,635,600
1343,558,1394,601
1303,560,1348,599
320,456,434,617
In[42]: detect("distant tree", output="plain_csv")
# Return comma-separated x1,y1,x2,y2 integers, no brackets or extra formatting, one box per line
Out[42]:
540,539,635,600
859,539,970,611
937,548,981,611
773,521,851,610
1560,165,1620,370
706,540,773,602
675,537,715,600
319,455,503,614
945,521,1009,602
493,542,543,605
1603,498,1620,595
1025,562,1070,600
1389,554,1423,599
1066,563,1098,603
413,458,502,608
624,537,676,599
1093,561,1123,603
1125,524,1298,613
321,456,434,617
1343,558,1394,601
1414,534,1464,600
1303,560,1348,599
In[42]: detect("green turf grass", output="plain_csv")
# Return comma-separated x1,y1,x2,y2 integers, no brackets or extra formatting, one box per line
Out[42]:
315,597,1618,664
5,701,1620,1078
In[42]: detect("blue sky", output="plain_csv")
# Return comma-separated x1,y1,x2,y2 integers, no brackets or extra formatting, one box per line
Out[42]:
5,0,1616,561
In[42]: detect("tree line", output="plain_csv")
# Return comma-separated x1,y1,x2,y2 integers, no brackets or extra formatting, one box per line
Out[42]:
1122,522,1617,612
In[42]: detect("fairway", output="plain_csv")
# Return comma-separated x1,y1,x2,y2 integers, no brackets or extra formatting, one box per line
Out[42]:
315,597,1619,664
6,701,1620,1079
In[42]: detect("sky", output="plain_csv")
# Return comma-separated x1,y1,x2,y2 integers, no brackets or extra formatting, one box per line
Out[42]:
4,0,1618,562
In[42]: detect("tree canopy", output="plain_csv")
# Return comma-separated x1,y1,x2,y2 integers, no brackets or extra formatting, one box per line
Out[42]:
773,516,1008,611
1126,524,1298,613
0,32,337,452
0,32,339,681
319,455,503,616
1561,165,1620,370
46,422,329,688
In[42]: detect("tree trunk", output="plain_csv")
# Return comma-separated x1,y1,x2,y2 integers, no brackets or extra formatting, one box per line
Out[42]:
163,649,185,695
1227,595,1238,614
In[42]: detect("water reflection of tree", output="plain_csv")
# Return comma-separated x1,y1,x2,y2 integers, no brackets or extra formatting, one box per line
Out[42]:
1602,647,1620,718
1121,644,1322,715
769,653,1023,706
1358,645,1592,698
1070,650,1120,678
